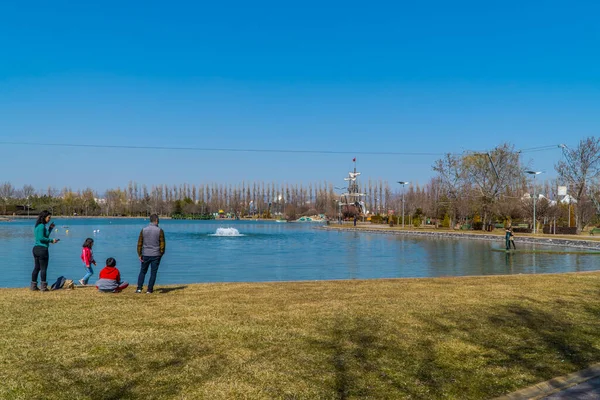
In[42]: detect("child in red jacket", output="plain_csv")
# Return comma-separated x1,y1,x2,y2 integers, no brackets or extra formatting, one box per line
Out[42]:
95,257,129,293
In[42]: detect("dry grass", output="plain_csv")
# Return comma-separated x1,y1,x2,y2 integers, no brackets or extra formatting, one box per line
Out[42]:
2,273,600,399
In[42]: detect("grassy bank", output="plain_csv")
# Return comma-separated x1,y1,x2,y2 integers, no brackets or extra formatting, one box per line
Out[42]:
2,273,600,399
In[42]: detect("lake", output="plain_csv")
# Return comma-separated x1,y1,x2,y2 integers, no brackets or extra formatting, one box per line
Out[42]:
1,218,599,288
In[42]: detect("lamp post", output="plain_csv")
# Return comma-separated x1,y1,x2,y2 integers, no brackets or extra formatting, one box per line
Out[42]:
525,171,543,234
397,181,409,229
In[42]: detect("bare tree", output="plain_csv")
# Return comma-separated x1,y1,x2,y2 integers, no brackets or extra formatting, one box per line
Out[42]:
555,137,600,231
462,143,523,225
0,182,15,214
433,153,467,227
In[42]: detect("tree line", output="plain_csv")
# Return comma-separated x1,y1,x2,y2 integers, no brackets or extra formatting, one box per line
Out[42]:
2,138,600,231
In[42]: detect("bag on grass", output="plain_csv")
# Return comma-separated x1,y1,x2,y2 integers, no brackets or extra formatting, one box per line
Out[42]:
51,276,66,290
63,279,75,290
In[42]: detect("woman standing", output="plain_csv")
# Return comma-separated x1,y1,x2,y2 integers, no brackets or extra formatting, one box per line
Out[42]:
31,210,60,291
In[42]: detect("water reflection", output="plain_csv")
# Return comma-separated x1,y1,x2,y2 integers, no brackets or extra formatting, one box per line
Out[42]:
505,252,513,274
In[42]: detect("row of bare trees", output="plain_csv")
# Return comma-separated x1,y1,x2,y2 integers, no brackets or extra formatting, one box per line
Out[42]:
0,180,418,220
432,139,600,231
2,138,600,230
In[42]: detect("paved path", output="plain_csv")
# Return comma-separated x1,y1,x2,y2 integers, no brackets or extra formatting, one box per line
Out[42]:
494,364,600,400
542,376,600,399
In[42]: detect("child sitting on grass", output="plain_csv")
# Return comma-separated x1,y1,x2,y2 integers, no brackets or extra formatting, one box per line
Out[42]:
95,257,129,293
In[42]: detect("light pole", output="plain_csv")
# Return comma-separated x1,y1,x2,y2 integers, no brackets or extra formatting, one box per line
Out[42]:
397,181,409,229
525,171,543,234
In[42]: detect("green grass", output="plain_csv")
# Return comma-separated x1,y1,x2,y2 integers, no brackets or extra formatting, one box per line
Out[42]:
3,273,600,399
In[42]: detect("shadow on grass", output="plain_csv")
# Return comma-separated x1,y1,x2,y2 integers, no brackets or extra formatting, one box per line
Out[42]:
479,303,600,373
414,301,600,398
331,315,377,399
332,316,379,399
314,301,600,399
156,286,187,294
312,314,408,399
30,341,226,399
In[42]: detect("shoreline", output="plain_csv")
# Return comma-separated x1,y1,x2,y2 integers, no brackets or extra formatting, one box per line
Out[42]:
3,269,600,291
322,225,600,250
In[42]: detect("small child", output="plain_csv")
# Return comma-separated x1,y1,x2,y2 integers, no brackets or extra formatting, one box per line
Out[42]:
79,238,97,285
95,257,129,293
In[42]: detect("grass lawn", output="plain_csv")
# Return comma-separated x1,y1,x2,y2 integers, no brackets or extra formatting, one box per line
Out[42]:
2,273,600,399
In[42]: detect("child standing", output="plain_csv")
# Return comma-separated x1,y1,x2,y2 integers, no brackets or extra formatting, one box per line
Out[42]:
95,257,129,293
79,238,96,285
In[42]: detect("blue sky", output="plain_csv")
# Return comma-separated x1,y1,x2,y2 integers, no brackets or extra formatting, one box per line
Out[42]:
1,1,599,194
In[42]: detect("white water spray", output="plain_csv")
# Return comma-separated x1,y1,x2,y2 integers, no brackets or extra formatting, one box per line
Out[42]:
211,227,243,237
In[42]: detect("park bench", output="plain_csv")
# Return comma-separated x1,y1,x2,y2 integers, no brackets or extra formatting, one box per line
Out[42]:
590,228,600,235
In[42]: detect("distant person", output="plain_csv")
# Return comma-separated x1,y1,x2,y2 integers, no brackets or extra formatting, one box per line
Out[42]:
353,215,358,227
31,210,60,291
505,227,516,250
95,257,129,293
79,238,97,286
136,214,166,294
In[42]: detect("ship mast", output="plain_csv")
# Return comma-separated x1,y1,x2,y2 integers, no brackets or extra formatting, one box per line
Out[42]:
339,158,366,217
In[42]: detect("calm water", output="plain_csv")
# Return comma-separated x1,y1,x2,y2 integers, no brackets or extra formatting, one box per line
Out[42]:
1,218,599,288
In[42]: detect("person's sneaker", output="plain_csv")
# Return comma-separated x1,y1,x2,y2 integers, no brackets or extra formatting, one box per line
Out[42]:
135,289,143,293
79,279,85,286
146,291,153,294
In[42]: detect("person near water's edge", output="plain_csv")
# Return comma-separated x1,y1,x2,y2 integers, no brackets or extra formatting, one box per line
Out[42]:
136,214,166,294
31,210,60,291
505,226,516,250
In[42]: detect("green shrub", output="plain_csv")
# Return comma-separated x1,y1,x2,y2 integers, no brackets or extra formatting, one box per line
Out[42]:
442,214,450,228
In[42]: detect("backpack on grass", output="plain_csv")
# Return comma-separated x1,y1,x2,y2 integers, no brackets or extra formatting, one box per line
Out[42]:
51,276,75,290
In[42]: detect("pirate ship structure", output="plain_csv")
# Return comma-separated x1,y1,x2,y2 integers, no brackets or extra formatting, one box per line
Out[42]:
339,162,367,218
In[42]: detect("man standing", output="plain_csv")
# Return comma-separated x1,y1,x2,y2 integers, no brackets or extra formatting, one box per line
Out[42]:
136,214,166,294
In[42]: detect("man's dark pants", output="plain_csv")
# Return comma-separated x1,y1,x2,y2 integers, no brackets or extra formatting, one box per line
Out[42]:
137,255,162,292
